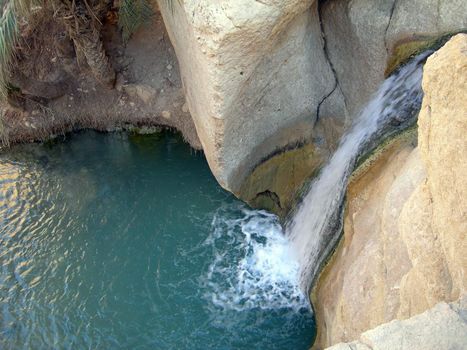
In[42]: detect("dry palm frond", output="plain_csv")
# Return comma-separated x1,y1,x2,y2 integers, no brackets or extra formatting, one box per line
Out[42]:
0,0,40,145
0,107,8,146
54,0,116,87
0,0,20,145
118,0,152,43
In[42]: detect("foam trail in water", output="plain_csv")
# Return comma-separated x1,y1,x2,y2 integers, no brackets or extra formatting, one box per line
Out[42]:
287,52,432,292
201,204,308,312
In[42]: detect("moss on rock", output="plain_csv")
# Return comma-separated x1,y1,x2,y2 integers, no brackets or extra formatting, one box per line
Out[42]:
236,142,324,218
350,125,418,186
386,32,467,77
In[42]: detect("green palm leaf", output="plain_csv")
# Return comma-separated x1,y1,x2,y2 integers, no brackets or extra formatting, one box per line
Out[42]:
0,2,18,98
0,0,38,98
118,0,153,43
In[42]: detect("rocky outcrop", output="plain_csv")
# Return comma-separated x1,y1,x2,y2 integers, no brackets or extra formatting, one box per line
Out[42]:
326,296,467,350
417,34,467,298
158,0,466,213
158,0,337,192
312,34,467,349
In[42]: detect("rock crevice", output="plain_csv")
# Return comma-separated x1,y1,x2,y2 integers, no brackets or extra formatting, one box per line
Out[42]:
316,0,347,123
384,0,399,54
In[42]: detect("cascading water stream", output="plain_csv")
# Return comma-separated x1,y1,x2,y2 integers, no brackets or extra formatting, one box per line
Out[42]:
286,52,432,292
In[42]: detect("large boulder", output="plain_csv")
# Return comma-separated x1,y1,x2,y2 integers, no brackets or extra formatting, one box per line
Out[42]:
326,296,467,350
157,0,341,193
311,34,467,349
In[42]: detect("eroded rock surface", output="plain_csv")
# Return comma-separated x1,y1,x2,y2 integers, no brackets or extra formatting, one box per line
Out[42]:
312,34,467,349
326,296,467,350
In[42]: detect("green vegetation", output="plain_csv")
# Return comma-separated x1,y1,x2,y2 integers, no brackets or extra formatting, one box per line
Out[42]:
0,0,31,98
118,0,153,43
385,31,467,76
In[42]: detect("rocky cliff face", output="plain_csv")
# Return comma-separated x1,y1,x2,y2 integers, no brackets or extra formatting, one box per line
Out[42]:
312,34,467,349
158,0,466,214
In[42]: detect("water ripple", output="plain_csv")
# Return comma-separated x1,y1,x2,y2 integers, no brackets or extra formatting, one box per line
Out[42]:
0,132,314,349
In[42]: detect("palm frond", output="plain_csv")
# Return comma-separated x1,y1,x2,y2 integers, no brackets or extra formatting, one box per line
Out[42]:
0,2,18,98
118,0,153,43
0,0,40,145
0,0,39,99
0,107,9,147
10,0,35,18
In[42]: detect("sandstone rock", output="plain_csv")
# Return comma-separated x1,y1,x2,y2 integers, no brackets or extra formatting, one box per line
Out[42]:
312,34,467,349
158,0,337,191
326,296,467,350
236,142,324,217
312,139,423,348
418,34,467,298
387,0,467,44
398,182,453,318
320,0,393,118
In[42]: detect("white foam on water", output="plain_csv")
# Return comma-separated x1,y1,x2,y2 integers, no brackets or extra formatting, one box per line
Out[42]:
200,53,432,314
200,205,308,312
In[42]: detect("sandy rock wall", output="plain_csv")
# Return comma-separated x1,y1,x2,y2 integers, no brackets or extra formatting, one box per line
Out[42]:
417,34,467,298
312,34,467,349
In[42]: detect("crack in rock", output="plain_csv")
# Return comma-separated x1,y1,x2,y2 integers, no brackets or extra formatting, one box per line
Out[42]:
316,0,347,122
384,0,398,55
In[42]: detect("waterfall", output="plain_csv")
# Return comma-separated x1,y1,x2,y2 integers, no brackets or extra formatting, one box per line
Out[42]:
286,52,432,292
